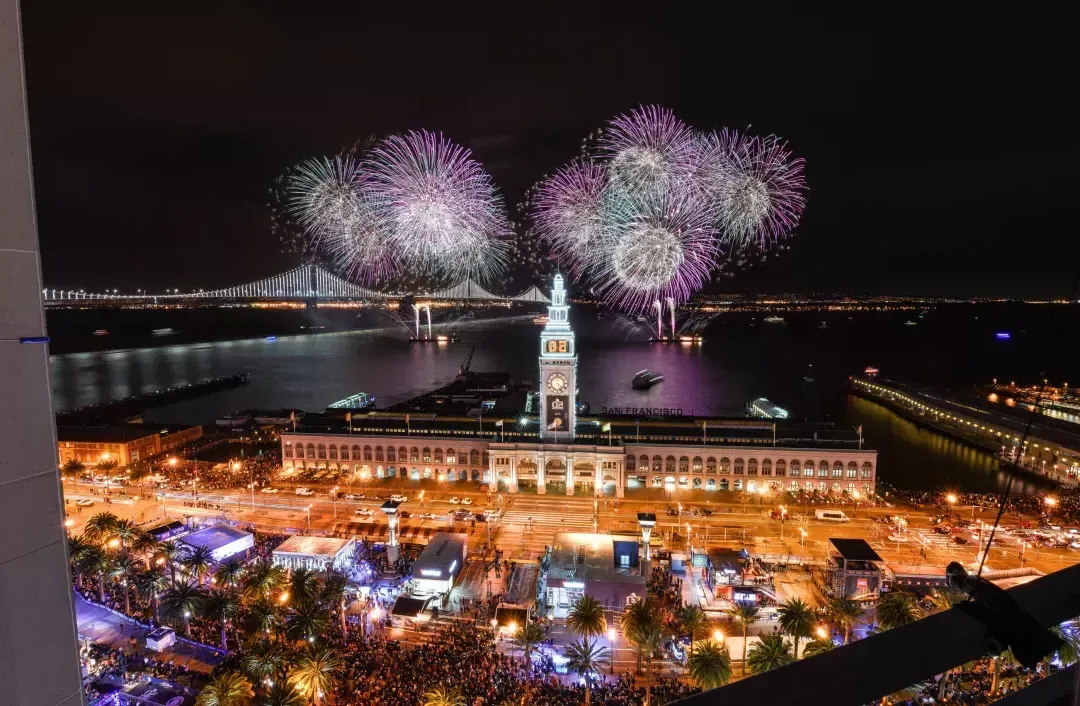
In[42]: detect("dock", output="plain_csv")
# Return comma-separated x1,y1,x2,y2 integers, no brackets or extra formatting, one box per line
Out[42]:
57,373,249,425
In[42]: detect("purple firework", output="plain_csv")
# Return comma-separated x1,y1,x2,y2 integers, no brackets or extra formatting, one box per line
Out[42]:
599,105,698,199
532,159,611,276
705,129,807,249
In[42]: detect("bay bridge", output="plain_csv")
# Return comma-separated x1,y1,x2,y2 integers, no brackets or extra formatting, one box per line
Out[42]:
43,264,551,307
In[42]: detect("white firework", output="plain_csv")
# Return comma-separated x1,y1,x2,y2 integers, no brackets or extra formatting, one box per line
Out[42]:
533,159,612,275
599,105,697,200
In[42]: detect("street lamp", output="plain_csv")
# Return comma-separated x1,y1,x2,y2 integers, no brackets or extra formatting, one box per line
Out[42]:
851,490,860,519
712,628,724,644
815,625,829,640
946,493,957,520
607,627,617,674
306,504,312,530
168,457,178,467
331,486,339,518
799,528,807,548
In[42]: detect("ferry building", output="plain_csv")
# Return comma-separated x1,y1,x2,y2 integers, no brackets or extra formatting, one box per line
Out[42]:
281,276,878,498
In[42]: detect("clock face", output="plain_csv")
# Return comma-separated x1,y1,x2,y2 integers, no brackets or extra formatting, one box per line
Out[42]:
547,372,567,393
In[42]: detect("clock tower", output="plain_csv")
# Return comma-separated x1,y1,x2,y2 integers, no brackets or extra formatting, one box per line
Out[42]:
539,274,577,442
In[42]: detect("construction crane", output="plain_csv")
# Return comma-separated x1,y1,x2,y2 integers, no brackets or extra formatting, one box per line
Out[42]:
458,345,475,378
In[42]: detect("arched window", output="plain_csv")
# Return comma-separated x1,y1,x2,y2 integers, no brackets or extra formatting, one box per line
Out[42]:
317,444,327,460
399,447,408,464
761,459,772,476
329,445,338,460
818,461,829,478
639,455,648,470
445,448,456,464
652,456,662,473
423,447,432,463
364,445,373,462
733,458,744,475
284,444,293,458
340,446,349,461
306,444,315,459
862,462,873,479
706,457,717,473
482,451,490,466
626,456,636,471
747,458,758,475
775,459,786,476
665,456,676,473
847,461,858,479
720,457,731,474
679,456,689,473
470,449,481,466
375,446,383,462
803,461,813,477
692,456,703,473
789,460,799,476
386,447,396,462
833,461,844,478
434,448,443,463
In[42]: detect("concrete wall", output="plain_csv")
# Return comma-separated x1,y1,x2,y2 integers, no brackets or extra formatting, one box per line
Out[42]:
0,3,85,703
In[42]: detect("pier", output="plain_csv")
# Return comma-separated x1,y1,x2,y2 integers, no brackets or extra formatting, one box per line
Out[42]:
851,376,1080,485
57,373,249,425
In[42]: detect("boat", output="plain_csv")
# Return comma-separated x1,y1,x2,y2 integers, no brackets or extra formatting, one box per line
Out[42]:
817,321,829,329
803,363,816,383
532,315,549,326
632,369,664,390
151,327,176,337
904,321,917,327
327,393,377,411
864,366,880,377
764,316,786,325
92,329,109,336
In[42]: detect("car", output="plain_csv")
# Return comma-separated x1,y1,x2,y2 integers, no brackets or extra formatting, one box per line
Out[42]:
354,508,374,517
397,511,411,519
390,494,409,503
295,487,315,496
932,526,950,535
484,509,500,521
952,536,969,545
666,507,678,516
421,513,436,521
461,497,473,505
75,498,95,507
448,497,461,504
261,487,280,494
474,513,487,523
454,509,471,520
344,493,364,501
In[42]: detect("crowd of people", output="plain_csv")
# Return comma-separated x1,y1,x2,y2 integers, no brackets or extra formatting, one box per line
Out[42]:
81,642,204,703
891,658,1059,705
880,483,1080,520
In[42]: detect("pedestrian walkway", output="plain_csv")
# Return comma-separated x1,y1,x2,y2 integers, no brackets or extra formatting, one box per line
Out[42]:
74,594,225,673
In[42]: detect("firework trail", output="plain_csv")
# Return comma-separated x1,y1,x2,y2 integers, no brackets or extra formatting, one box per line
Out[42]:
368,129,510,283
704,130,807,249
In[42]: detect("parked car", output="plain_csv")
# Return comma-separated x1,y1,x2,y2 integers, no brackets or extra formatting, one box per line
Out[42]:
461,497,473,505
354,508,374,517
261,487,280,494
390,494,409,503
474,513,487,523
295,487,315,496
75,498,95,507
421,513,436,521
397,511,411,519
448,497,461,504
344,493,364,501
454,509,472,520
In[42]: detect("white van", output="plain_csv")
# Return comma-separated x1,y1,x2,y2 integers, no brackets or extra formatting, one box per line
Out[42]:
815,509,850,522
295,487,315,496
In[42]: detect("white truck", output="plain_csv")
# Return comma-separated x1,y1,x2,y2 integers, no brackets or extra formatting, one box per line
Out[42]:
815,509,850,522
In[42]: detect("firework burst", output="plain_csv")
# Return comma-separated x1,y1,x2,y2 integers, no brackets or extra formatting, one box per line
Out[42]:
599,105,697,200
532,159,612,275
368,129,510,282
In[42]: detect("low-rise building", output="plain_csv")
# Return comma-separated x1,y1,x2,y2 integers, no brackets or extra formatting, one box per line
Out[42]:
179,524,254,563
411,532,467,595
272,535,355,572
827,538,884,601
57,424,203,466
543,532,646,617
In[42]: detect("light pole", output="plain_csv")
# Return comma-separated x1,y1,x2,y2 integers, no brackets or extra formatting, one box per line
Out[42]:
306,504,312,531
607,627,616,675
799,528,807,548
331,486,339,518
851,490,860,519
946,493,957,521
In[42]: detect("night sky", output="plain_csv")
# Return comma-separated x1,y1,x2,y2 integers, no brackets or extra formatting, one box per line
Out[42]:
20,5,1079,297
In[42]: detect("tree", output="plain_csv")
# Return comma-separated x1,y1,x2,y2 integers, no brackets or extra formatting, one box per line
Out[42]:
84,511,120,543
876,592,921,630
687,640,732,690
135,565,170,623
79,545,113,602
732,603,761,673
132,532,161,569
564,638,611,706
802,638,835,658
621,599,657,674
636,622,661,706
196,672,254,706
288,645,342,705
746,634,794,674
160,580,207,636
183,546,215,585
112,519,141,549
109,552,142,614
128,463,153,485
1053,623,1080,666
285,601,331,645
97,459,120,474
567,594,607,640
205,589,242,650
243,639,288,686
215,558,247,592
68,535,93,588
156,540,185,583
777,597,814,659
423,687,466,706
826,597,863,644
288,567,321,607
512,621,545,705
678,605,708,658
244,561,288,600
259,683,305,706
61,458,85,478
319,571,350,640
245,598,283,640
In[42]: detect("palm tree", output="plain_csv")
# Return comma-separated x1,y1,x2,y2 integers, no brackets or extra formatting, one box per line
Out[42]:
160,580,207,636
636,622,661,706
288,567,321,607
135,565,170,623
567,594,607,639
111,519,141,549
259,683,305,706
183,545,215,585
131,532,161,569
128,463,153,486
989,649,1016,696
802,638,835,657
97,458,120,474
84,511,120,543
68,535,93,588
777,597,814,659
79,545,113,602
242,639,288,686
156,540,185,583
319,572,349,640
732,603,760,673
205,589,242,650
621,599,657,674
245,598,283,640
564,638,611,706
423,686,466,706
686,640,732,690
285,601,331,645
512,621,545,705
288,644,342,705
876,592,921,630
196,671,254,706
109,552,142,614
678,605,708,658
244,561,288,600
60,458,85,478
826,597,863,644
746,634,794,674
215,558,247,592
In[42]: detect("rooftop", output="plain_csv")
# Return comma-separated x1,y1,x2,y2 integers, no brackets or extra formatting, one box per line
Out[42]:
273,535,353,557
414,532,467,571
829,538,884,563
179,524,252,553
56,425,161,443
548,532,645,585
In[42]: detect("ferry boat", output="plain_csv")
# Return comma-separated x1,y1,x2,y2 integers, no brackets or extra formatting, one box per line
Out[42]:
903,321,917,327
632,369,664,390
764,316,786,325
532,315,549,326
92,329,109,336
327,393,377,411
